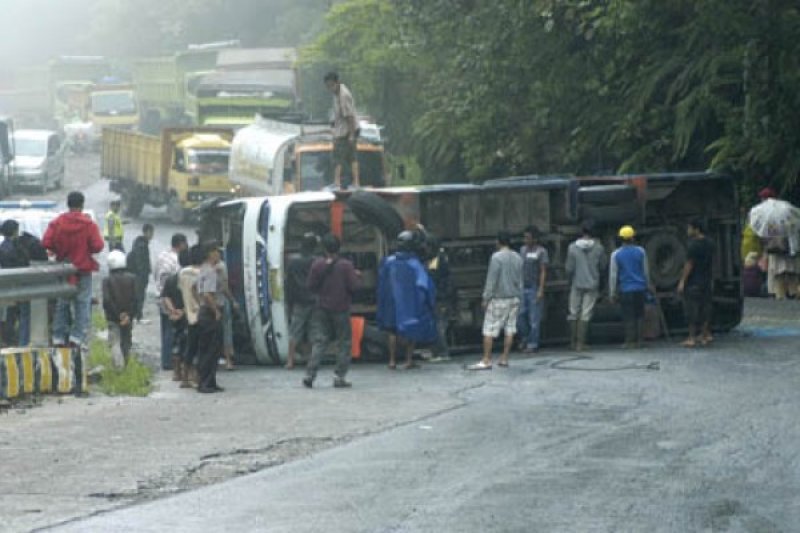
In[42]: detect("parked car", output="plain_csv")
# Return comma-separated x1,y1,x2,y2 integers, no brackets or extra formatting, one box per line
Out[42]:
11,129,66,194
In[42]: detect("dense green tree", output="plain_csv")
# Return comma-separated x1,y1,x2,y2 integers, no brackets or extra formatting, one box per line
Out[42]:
307,0,800,193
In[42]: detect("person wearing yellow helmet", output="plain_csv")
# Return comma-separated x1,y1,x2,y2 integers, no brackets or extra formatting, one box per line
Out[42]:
609,225,651,348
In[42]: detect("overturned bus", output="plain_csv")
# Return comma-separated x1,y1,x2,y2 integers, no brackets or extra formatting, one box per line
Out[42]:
200,172,742,364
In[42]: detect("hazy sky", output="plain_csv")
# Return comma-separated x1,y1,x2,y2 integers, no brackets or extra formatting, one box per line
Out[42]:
0,0,95,75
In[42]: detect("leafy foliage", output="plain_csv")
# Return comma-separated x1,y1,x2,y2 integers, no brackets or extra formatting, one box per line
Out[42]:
305,0,800,196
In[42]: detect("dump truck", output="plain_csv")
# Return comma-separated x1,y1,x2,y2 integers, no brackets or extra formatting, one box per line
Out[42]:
132,41,240,133
5,58,111,129
229,116,390,196
195,48,301,128
102,127,234,223
59,80,139,146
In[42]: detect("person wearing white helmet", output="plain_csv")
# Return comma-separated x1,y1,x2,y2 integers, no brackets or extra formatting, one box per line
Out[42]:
102,250,137,367
609,225,653,349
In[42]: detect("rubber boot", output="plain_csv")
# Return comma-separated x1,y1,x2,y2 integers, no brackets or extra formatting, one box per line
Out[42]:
568,320,578,351
576,320,589,352
622,321,636,349
179,361,192,389
171,356,182,382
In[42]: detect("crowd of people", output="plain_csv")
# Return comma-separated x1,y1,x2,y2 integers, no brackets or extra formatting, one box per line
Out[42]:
0,188,729,389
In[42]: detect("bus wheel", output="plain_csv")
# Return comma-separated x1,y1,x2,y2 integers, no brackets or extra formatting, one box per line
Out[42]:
347,190,404,237
645,231,687,289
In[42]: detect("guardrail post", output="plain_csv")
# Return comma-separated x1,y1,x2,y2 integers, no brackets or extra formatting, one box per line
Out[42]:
30,299,49,346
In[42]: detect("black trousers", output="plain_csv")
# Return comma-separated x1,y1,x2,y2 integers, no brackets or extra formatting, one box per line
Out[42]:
134,274,148,320
196,308,223,390
184,323,199,365
619,291,646,324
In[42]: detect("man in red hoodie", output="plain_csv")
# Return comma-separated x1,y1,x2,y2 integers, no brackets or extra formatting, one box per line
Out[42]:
43,191,104,347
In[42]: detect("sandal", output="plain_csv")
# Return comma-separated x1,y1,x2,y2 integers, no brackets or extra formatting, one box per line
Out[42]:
497,361,509,368
388,363,397,370
467,361,492,371
402,362,420,370
680,339,696,348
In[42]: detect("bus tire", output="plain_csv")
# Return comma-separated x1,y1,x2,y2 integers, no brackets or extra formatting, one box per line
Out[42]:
645,231,687,289
579,185,637,205
347,190,404,237
361,325,389,361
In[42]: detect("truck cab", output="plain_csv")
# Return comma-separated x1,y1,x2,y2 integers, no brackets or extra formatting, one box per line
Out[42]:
88,83,139,138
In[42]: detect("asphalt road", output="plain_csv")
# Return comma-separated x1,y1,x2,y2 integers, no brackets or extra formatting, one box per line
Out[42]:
6,153,800,533
49,302,800,533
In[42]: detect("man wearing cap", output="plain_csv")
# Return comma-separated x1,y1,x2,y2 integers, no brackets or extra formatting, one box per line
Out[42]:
104,199,125,252
609,225,652,349
42,191,105,347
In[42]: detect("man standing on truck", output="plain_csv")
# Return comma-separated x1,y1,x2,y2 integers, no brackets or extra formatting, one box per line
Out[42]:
154,233,188,372
285,232,319,370
303,233,361,389
609,225,652,349
324,72,360,189
43,191,105,348
126,223,154,324
678,218,715,347
104,199,125,252
517,226,549,353
565,222,607,351
468,230,523,370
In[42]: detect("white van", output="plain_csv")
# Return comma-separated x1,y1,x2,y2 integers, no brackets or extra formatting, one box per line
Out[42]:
11,129,66,194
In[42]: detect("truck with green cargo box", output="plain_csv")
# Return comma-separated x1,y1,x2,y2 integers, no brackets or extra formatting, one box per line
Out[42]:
132,41,239,134
195,48,301,129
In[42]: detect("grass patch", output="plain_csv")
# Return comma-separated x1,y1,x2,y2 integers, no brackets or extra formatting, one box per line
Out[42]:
88,337,153,397
91,311,107,332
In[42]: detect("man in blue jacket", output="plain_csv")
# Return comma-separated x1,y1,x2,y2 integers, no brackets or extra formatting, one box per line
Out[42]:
609,225,653,349
377,231,437,369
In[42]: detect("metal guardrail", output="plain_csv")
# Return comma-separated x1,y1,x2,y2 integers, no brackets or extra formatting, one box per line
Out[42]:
0,263,78,305
0,263,78,347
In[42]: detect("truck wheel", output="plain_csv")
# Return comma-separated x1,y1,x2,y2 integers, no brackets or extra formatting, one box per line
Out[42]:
347,191,404,237
122,190,144,217
579,185,637,205
168,196,185,224
645,231,687,289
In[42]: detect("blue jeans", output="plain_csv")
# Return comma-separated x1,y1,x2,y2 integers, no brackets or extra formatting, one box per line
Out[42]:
53,273,92,346
518,287,543,349
160,312,174,370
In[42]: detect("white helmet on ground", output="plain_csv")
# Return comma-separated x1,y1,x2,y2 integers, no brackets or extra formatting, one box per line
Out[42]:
108,250,127,271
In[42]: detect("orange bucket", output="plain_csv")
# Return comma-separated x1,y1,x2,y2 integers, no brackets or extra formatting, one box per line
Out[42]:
350,316,365,359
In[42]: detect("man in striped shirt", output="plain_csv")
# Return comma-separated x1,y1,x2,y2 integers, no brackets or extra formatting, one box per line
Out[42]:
154,233,188,372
